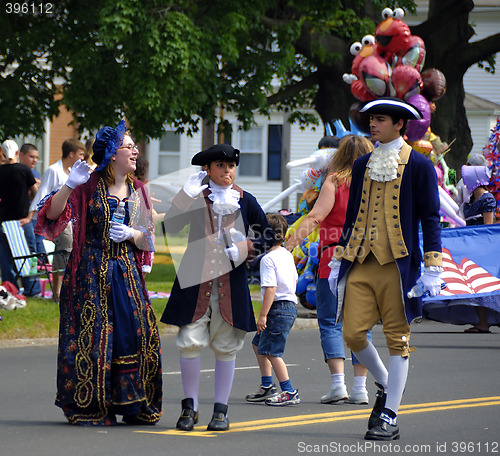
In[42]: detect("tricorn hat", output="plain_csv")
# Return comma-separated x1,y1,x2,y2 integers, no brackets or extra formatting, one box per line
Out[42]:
360,97,423,120
191,144,240,166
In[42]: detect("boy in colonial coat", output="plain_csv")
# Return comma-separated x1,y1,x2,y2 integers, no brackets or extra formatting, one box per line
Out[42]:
161,144,274,431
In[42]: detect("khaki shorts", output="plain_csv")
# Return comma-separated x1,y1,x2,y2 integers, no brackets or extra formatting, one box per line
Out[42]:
52,224,72,271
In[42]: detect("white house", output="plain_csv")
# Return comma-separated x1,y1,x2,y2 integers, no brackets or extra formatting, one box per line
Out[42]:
146,111,324,213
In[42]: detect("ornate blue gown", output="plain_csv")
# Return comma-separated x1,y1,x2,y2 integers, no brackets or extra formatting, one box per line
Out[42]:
40,177,162,426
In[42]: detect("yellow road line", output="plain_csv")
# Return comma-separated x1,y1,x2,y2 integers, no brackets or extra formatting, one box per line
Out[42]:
136,396,500,437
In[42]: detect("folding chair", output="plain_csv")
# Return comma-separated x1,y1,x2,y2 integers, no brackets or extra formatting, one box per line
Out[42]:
1,220,66,302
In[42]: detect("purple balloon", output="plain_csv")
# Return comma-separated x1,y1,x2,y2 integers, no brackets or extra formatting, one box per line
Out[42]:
406,94,431,141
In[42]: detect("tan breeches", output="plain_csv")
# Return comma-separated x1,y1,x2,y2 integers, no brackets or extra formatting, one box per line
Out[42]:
343,253,411,357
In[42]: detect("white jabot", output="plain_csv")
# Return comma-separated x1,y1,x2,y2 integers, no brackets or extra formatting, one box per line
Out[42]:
367,136,405,182
207,180,241,215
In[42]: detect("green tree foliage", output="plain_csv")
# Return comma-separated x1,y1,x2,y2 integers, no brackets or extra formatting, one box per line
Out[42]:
0,0,499,167
0,0,412,139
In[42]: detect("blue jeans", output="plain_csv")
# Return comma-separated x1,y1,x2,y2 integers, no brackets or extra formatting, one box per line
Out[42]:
31,218,47,255
252,300,297,358
0,223,41,295
316,278,370,364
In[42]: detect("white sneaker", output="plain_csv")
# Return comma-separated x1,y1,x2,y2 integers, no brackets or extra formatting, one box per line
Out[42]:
320,384,348,404
346,389,369,404
265,389,301,406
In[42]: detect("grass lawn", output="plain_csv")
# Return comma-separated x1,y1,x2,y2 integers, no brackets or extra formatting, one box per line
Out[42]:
0,256,262,340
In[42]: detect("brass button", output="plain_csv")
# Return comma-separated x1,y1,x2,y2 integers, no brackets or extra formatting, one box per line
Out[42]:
219,282,223,287
210,270,214,275
211,259,216,264
206,292,211,297
220,294,225,299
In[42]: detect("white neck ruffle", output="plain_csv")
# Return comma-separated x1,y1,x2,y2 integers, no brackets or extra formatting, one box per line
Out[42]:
367,137,404,182
208,180,241,215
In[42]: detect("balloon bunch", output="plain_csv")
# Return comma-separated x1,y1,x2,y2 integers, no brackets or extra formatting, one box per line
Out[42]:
343,7,447,141
482,116,500,218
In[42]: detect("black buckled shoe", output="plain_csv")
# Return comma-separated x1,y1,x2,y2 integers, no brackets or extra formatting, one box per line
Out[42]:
207,403,229,431
368,382,387,430
176,398,198,431
365,408,400,441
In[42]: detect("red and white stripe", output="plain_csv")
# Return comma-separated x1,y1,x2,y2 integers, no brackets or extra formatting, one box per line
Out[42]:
440,248,500,296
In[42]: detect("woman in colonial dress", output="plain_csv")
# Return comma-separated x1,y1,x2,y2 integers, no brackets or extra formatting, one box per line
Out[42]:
36,121,162,426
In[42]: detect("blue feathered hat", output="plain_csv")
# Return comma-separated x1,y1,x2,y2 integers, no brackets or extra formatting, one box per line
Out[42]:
92,120,128,171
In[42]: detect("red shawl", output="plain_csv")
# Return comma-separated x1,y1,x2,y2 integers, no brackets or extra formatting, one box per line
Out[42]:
36,172,154,292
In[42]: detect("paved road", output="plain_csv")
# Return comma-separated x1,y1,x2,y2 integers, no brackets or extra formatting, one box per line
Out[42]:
1,320,499,456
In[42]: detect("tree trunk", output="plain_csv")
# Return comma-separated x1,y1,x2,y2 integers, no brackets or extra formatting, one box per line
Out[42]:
313,56,356,135
417,0,475,171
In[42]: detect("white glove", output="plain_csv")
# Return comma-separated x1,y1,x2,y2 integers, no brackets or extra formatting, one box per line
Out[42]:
183,171,208,198
417,266,444,297
229,228,246,243
327,258,341,296
109,221,135,243
65,159,91,189
224,243,240,262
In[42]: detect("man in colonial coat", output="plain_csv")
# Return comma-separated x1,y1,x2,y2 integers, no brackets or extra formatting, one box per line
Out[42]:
329,98,444,440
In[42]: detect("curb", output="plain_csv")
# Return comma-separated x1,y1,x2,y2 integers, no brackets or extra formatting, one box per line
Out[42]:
0,317,318,348
293,317,319,330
